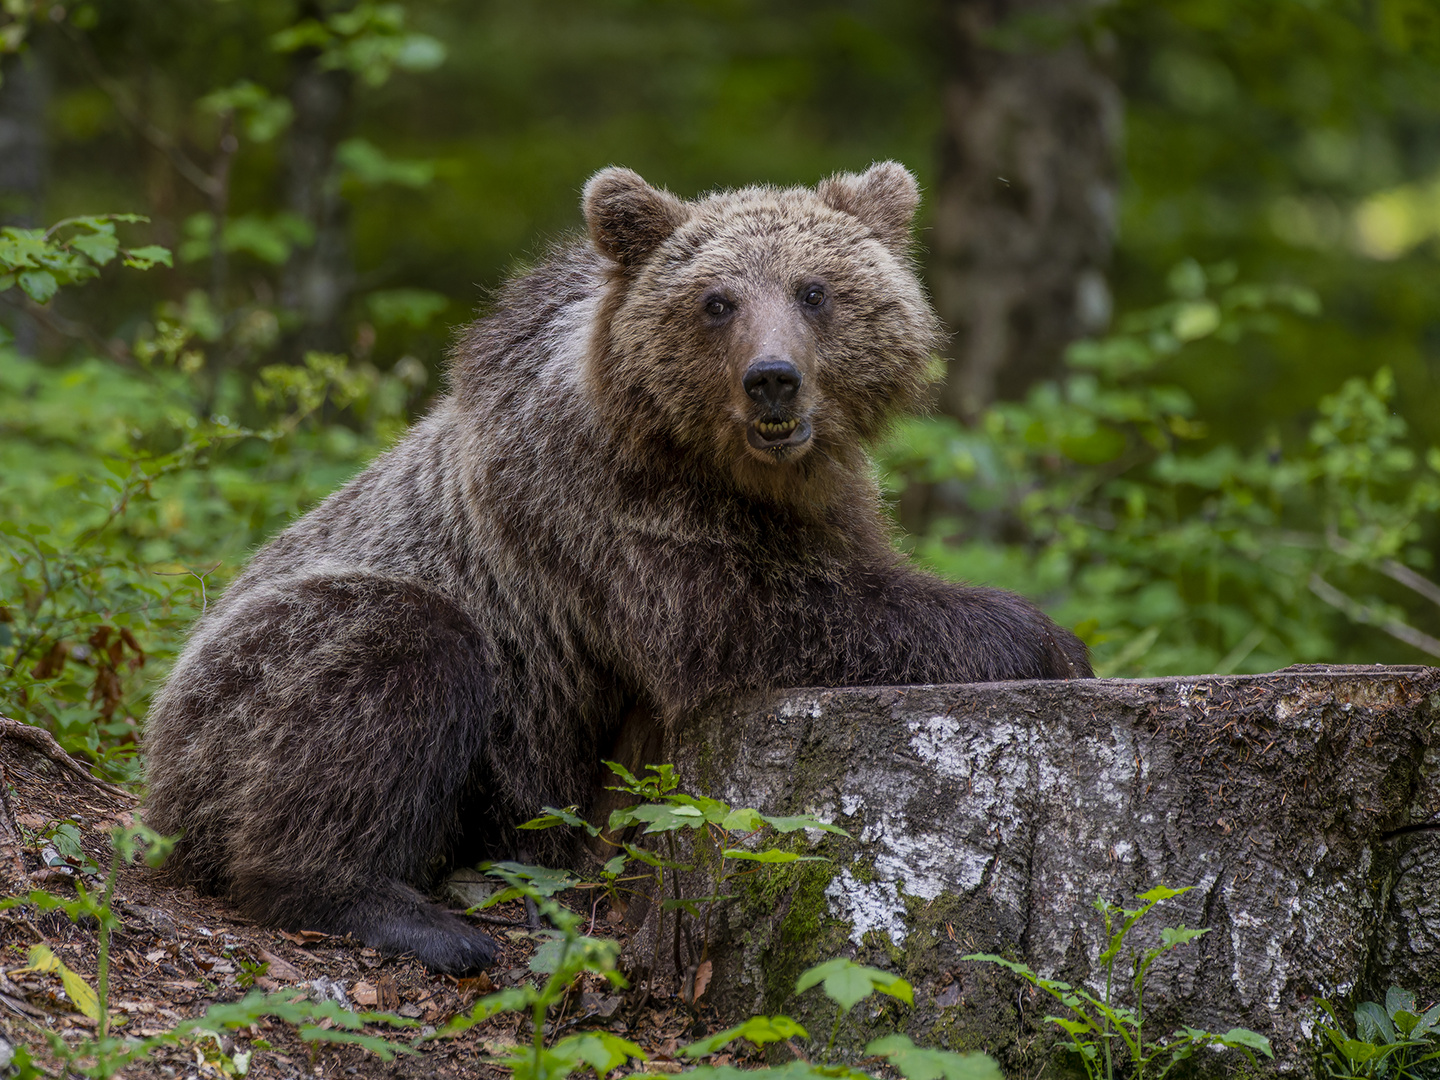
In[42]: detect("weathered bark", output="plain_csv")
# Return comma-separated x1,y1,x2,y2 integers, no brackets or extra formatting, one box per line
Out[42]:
932,0,1121,419
612,666,1440,1075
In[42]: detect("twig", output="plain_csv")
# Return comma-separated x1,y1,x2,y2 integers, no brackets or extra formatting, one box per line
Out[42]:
58,23,221,199
0,291,132,365
1325,531,1440,610
1380,559,1440,610
154,563,223,615
1308,574,1440,658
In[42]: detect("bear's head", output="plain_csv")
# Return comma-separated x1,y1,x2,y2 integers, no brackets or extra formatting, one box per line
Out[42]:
583,163,944,510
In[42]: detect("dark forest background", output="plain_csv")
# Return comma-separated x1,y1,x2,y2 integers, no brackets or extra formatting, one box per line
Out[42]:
2,0,1439,779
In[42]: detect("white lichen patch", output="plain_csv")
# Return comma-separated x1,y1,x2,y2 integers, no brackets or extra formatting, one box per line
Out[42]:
825,869,908,945
779,696,824,720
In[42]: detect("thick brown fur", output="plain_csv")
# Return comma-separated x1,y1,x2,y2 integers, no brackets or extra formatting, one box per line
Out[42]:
143,163,1091,974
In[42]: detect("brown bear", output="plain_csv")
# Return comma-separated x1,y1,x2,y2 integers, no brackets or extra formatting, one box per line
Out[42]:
142,163,1090,974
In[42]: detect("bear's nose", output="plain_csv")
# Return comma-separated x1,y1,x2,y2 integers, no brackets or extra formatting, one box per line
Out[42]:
743,357,802,409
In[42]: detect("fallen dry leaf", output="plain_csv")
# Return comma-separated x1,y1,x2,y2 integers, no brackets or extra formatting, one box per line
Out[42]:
351,980,378,1007
257,949,306,982
692,960,712,1003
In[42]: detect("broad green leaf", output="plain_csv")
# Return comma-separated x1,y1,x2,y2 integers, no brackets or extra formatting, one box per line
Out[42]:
551,1032,648,1076
299,1024,416,1059
1339,1038,1386,1063
434,987,536,1036
1158,925,1209,948
123,245,173,269
721,848,826,863
963,953,1044,982
1215,1028,1274,1058
720,807,765,832
528,933,619,976
762,813,850,836
70,230,119,266
517,805,599,836
665,792,733,823
629,802,706,834
620,842,667,868
601,759,641,788
1356,1000,1395,1044
1385,985,1417,1019
482,861,577,897
18,270,57,303
1046,1016,1096,1039
600,854,627,876
1393,1008,1421,1037
796,958,914,1013
867,1034,1002,1080
683,1014,808,1056
18,944,100,1021
1135,884,1190,903
1172,300,1221,341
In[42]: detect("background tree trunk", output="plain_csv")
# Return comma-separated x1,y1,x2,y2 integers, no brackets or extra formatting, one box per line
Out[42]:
931,0,1122,420
0,46,48,353
612,666,1440,1076
281,27,353,358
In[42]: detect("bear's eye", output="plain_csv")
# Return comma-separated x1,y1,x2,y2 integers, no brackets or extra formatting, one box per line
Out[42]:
801,285,826,308
704,296,733,319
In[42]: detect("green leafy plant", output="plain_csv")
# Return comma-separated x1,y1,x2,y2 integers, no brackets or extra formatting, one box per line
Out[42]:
1316,986,1440,1080
882,264,1440,677
437,862,648,1080
681,956,998,1080
966,884,1272,1080
444,867,998,1080
0,215,170,305
518,761,848,986
271,0,447,87
2,282,419,780
1,823,417,1077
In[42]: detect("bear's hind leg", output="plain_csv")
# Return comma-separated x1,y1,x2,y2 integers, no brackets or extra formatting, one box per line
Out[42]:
148,574,502,973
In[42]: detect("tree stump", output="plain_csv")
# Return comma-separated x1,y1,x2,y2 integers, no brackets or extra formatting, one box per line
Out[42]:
614,665,1440,1075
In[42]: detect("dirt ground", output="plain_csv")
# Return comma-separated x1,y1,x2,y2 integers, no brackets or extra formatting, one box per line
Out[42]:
0,721,726,1079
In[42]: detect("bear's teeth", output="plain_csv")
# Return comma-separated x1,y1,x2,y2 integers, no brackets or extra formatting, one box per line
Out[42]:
757,420,798,437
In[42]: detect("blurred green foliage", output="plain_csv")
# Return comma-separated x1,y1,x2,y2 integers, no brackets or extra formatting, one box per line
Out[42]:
881,264,1440,675
1,0,1438,775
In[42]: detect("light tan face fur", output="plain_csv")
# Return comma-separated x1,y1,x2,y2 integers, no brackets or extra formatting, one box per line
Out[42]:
584,164,944,506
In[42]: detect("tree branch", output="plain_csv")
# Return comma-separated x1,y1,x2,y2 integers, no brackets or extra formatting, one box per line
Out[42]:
1308,573,1440,658
58,23,221,199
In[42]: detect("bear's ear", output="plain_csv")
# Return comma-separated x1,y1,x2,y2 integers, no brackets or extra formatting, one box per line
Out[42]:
583,167,690,268
816,161,921,255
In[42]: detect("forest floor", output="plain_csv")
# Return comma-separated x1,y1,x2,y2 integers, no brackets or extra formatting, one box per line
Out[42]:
0,722,722,1079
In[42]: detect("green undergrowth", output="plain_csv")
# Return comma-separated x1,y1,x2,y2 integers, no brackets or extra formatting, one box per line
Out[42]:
0,824,420,1078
